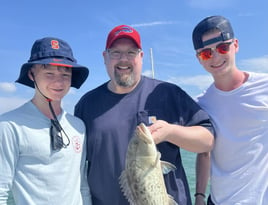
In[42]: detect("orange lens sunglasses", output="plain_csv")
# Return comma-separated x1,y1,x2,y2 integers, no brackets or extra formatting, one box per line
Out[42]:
197,40,234,61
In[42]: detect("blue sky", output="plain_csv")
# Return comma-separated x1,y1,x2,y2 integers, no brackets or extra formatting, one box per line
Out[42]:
1,0,267,115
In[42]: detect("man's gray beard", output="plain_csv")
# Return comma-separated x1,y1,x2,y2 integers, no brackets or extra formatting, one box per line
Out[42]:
114,71,135,88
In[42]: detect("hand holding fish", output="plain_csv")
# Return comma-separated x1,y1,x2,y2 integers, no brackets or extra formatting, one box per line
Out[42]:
149,120,214,153
148,120,175,144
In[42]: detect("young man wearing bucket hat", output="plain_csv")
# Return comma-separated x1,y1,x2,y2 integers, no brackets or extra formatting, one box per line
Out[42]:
0,37,92,205
193,16,268,205
75,25,214,205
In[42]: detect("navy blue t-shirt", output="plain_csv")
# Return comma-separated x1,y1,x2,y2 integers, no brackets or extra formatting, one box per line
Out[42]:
75,76,214,205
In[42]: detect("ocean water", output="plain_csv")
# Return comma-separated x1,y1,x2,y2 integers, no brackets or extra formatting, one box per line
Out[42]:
181,149,198,202
7,150,201,204
7,192,14,205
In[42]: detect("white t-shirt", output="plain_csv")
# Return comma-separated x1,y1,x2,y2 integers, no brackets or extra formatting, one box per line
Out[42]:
197,72,268,205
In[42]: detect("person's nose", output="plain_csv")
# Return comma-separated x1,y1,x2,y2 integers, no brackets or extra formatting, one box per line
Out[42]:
119,52,129,60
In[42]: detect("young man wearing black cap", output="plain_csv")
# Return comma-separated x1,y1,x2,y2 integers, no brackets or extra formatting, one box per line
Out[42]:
193,16,268,205
0,37,92,205
75,25,214,205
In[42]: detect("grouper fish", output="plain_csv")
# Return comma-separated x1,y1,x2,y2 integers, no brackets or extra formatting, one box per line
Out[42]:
119,123,178,205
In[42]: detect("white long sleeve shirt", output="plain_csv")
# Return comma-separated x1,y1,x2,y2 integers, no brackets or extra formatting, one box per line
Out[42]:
0,101,91,205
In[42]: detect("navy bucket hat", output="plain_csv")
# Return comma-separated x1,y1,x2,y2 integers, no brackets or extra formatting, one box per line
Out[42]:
16,37,89,89
192,15,234,50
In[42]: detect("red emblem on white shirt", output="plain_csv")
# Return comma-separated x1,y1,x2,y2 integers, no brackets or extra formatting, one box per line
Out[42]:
72,136,82,153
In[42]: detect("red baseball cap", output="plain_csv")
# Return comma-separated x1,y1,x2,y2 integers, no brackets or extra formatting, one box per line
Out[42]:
105,25,142,49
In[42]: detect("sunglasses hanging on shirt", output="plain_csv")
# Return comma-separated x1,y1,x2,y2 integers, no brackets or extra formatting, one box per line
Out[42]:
50,118,64,150
48,101,70,151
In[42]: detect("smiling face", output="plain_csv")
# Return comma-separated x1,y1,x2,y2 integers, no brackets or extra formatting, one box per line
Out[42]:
30,64,72,102
196,30,238,79
103,38,143,94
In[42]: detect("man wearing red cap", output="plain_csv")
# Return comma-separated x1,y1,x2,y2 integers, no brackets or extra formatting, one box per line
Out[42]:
0,37,92,205
75,25,214,205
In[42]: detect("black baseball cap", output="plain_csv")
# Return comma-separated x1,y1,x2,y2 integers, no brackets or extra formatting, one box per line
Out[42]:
192,15,234,50
16,37,89,89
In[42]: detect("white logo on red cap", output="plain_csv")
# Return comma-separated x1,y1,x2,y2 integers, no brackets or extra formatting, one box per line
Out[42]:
115,27,133,36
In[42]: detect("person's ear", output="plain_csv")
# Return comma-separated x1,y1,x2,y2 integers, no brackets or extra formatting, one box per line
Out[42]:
234,38,239,52
140,50,144,58
28,69,34,81
103,50,109,65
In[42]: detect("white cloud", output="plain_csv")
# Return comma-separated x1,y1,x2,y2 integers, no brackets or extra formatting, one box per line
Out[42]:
131,21,178,28
67,87,77,95
0,87,80,115
142,69,154,78
0,97,28,115
239,55,268,73
0,82,16,92
167,74,213,91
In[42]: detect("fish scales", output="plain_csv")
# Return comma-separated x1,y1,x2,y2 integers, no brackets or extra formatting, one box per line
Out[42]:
119,123,178,205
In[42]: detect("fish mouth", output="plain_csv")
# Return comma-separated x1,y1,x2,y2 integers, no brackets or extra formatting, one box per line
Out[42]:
137,123,153,144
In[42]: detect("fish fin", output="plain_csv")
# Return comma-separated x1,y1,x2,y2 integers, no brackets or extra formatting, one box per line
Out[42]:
161,161,177,174
168,194,179,205
119,170,136,205
152,152,161,167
